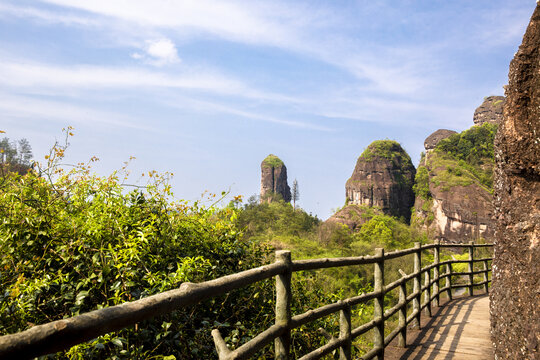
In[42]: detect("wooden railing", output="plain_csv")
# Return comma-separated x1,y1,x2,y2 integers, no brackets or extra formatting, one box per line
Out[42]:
0,241,493,359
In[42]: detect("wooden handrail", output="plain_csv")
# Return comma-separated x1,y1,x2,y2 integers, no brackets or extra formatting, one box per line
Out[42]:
0,241,493,360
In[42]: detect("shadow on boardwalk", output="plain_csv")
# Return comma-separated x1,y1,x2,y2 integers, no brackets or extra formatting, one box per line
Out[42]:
385,294,493,360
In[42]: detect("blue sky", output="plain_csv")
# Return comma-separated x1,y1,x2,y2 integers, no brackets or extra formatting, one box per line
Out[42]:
0,0,536,219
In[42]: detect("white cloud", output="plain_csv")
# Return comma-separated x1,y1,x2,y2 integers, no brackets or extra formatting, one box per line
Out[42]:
0,60,248,96
0,2,97,26
37,0,298,46
131,38,181,66
161,96,334,132
0,94,151,131
32,0,434,96
146,39,179,63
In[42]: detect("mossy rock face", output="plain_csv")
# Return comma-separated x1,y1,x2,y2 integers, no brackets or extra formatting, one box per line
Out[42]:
412,123,497,243
260,154,291,202
346,140,416,222
262,154,284,168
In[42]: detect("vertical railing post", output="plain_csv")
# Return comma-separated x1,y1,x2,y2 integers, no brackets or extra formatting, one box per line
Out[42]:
483,260,489,293
433,240,440,307
275,250,292,360
446,263,453,301
339,302,352,360
413,242,421,329
424,270,431,317
373,248,384,360
468,241,474,297
398,281,407,347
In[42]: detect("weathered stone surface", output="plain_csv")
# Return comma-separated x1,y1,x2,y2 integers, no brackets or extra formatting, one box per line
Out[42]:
345,140,415,222
413,174,495,243
424,129,457,151
260,154,291,203
473,96,505,126
490,5,540,359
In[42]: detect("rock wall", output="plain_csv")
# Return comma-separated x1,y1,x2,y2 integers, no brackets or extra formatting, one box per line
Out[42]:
413,134,496,244
473,96,505,126
414,167,495,243
491,4,540,358
345,140,415,222
424,129,457,151
260,154,291,203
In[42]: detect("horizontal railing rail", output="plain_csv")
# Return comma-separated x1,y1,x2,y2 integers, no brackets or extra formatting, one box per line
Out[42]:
0,241,493,360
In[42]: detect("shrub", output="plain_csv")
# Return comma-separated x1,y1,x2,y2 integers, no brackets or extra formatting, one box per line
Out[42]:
0,134,272,359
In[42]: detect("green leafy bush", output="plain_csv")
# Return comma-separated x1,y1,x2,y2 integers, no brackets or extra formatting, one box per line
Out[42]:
413,166,430,200
0,133,273,359
435,123,497,164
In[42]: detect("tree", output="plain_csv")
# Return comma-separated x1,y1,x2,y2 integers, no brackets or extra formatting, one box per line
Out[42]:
0,138,16,164
0,137,33,174
17,138,33,166
292,178,299,210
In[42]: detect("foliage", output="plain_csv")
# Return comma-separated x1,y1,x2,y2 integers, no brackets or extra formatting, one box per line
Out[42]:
356,215,417,250
237,196,319,242
1,131,458,359
418,124,497,193
427,152,493,192
435,123,497,165
360,140,413,167
0,132,274,359
261,154,284,168
413,165,430,200
291,179,299,209
0,136,33,174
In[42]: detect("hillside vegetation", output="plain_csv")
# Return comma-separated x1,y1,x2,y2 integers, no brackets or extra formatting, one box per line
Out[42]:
1,130,482,358
414,123,497,198
2,135,425,358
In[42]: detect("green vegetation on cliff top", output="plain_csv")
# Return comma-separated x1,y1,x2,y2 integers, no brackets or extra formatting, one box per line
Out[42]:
414,123,497,196
435,123,497,163
360,140,413,167
262,154,284,168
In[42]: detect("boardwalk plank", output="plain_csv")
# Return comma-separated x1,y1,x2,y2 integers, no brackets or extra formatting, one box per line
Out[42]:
385,294,493,360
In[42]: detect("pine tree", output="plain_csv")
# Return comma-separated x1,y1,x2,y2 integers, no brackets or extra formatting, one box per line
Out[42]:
292,179,299,210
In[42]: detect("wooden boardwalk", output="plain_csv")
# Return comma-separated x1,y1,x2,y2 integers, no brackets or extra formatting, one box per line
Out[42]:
385,294,493,360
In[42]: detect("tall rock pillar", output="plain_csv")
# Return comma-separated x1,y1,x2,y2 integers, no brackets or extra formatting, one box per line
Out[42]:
345,140,415,222
491,4,540,358
260,154,291,203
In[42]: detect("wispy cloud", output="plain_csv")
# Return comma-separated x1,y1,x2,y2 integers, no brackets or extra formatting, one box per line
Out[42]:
160,95,334,132
474,6,532,49
0,59,252,97
37,0,301,46
0,94,152,131
30,0,432,96
0,2,97,26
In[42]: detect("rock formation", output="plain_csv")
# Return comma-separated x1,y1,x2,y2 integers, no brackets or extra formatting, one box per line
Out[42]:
413,172,495,243
260,154,291,203
423,129,457,151
473,95,505,126
413,128,495,243
345,140,415,222
491,4,540,358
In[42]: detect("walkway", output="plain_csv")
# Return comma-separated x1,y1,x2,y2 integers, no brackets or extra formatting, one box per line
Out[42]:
386,294,493,360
